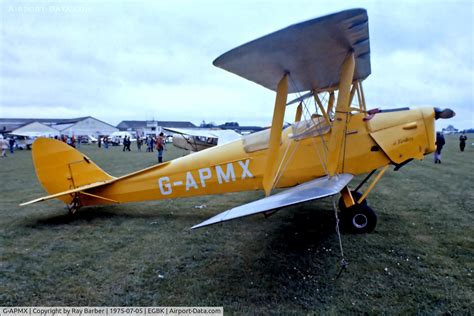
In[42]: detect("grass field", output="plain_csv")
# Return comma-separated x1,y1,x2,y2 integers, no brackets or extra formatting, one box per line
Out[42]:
1,136,473,314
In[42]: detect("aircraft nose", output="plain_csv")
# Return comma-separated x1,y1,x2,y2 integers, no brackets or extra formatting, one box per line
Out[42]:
434,107,456,120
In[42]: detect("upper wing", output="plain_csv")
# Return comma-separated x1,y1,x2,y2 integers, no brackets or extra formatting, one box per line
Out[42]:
213,9,370,93
191,174,353,229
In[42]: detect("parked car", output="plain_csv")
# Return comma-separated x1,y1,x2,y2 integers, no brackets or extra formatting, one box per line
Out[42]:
79,135,98,144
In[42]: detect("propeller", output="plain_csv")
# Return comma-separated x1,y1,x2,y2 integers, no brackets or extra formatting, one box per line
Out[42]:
434,108,456,120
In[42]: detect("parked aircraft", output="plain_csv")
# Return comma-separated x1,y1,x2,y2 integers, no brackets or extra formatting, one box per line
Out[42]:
22,9,454,233
165,127,242,152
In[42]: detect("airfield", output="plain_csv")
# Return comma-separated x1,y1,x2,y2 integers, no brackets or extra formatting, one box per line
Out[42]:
0,136,472,313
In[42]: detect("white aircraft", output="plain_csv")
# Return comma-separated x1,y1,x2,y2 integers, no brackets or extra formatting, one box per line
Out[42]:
164,127,242,152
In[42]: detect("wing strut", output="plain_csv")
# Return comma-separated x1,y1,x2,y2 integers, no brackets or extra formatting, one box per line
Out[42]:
295,103,303,122
327,92,335,118
262,74,288,196
314,93,331,123
326,53,355,176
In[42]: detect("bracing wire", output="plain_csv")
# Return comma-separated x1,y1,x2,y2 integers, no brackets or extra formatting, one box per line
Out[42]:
333,196,348,279
271,139,300,194
296,91,329,174
286,75,349,277
300,90,331,176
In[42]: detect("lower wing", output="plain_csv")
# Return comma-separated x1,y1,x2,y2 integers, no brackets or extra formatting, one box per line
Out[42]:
192,173,353,229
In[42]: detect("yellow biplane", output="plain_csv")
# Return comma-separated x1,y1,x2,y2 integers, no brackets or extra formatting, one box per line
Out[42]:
22,9,454,233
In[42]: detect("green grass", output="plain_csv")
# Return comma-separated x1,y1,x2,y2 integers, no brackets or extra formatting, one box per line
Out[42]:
1,137,473,314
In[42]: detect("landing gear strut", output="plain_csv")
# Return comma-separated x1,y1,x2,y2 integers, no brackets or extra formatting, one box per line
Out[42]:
337,166,389,233
66,193,82,215
338,191,377,233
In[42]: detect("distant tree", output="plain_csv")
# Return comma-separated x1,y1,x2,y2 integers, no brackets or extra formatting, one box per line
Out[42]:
223,122,239,127
200,120,216,128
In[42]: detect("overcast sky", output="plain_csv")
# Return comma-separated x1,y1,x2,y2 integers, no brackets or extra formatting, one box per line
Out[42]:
0,0,472,130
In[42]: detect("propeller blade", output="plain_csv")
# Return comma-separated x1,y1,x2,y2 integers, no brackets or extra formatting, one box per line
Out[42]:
434,108,455,119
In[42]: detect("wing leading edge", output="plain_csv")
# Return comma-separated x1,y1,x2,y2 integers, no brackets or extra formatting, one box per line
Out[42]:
192,174,353,229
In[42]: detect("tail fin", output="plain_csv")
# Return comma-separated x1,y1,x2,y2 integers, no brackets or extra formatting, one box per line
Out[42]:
30,138,115,205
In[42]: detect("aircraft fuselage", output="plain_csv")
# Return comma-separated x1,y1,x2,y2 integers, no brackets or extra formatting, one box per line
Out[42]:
80,107,436,206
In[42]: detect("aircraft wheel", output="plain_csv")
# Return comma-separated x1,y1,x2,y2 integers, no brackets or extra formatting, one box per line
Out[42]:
340,204,377,234
338,191,367,211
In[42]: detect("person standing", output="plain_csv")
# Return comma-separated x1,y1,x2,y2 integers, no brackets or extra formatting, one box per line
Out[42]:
126,136,131,151
137,137,142,151
0,135,8,157
434,132,446,164
156,132,166,163
8,137,15,154
122,136,128,152
146,137,150,152
459,134,467,152
104,137,109,150
149,136,155,152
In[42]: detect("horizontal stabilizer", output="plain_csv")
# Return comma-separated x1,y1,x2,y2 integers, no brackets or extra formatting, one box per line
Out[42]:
192,174,353,229
20,180,116,206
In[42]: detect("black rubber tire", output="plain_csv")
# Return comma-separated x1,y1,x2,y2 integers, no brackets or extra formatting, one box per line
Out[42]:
340,204,377,234
338,191,367,211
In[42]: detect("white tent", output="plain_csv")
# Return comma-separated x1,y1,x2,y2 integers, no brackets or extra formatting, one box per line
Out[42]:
11,121,60,138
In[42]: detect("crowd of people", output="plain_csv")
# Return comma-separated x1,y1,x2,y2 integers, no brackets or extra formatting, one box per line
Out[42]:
122,136,132,151
0,132,168,163
433,132,468,164
2,132,468,164
0,136,19,157
57,133,168,163
97,133,167,163
139,133,166,162
57,135,80,148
